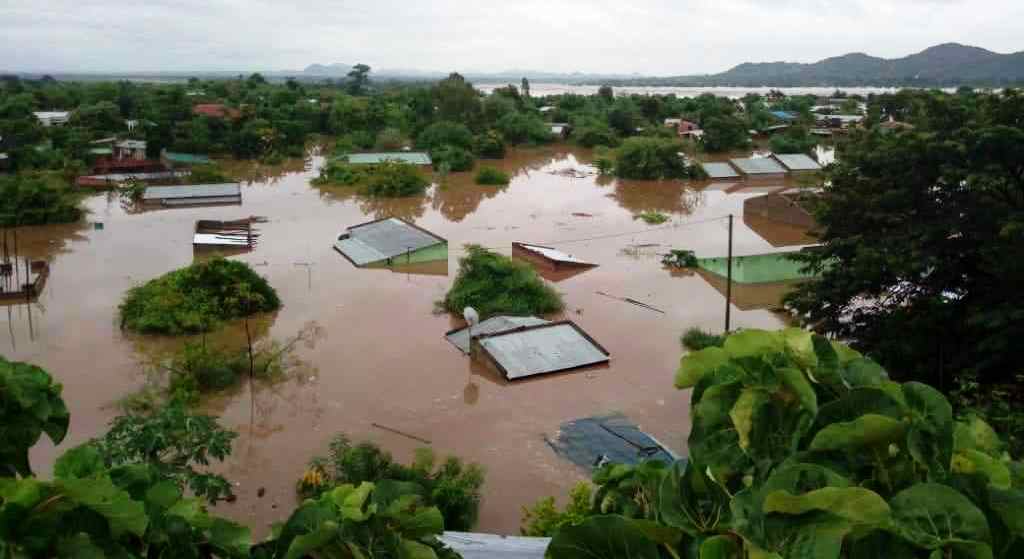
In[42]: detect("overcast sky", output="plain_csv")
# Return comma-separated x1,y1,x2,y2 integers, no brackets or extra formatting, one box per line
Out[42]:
2,0,1022,75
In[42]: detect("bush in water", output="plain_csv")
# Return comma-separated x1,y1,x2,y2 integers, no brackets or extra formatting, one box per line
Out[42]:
441,245,564,319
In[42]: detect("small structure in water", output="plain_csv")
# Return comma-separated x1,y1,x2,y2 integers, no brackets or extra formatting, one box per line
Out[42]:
439,532,549,559
730,156,787,179
546,413,678,471
699,161,740,180
334,217,447,268
445,315,551,355
344,152,432,166
161,151,212,169
696,250,818,284
771,153,822,173
141,183,242,208
468,320,610,381
0,260,49,304
76,170,190,188
512,242,596,271
193,218,262,250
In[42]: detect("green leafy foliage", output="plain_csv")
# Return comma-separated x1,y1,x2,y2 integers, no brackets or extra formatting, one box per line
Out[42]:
474,166,510,185
313,159,430,197
440,245,564,319
520,482,593,536
298,434,486,532
680,327,725,351
430,144,475,172
614,137,688,179
0,173,83,226
119,257,281,335
91,400,238,503
768,126,817,155
545,329,1024,559
0,357,70,477
785,89,1024,388
635,211,669,224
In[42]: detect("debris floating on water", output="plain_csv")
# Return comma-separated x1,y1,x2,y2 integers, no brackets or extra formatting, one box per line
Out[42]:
595,291,665,314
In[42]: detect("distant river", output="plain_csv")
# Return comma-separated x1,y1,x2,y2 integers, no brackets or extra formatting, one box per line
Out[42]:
476,82,940,98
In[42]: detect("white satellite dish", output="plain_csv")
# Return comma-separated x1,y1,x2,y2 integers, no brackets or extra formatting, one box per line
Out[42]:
463,307,479,355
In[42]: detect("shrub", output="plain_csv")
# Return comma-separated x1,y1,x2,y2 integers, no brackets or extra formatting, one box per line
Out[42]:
474,129,507,158
298,434,486,531
440,245,564,318
375,127,406,150
474,166,510,185
417,121,474,151
361,160,431,196
574,120,620,148
495,112,550,145
769,125,817,154
430,144,475,172
0,174,83,226
635,211,669,224
661,249,698,269
119,257,281,335
680,327,725,350
187,163,231,184
521,482,593,537
614,137,688,180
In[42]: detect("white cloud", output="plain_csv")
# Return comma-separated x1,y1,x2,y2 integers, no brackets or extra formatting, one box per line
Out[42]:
1,0,1021,74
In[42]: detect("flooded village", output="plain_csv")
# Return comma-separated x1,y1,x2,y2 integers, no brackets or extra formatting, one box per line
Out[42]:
5,122,828,533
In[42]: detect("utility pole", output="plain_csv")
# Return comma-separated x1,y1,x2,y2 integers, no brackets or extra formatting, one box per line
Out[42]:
725,214,734,332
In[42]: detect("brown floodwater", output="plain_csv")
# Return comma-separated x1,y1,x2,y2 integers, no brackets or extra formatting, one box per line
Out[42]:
11,145,810,536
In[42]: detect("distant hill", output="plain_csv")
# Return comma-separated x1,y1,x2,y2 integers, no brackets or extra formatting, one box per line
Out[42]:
598,43,1024,87
302,63,352,76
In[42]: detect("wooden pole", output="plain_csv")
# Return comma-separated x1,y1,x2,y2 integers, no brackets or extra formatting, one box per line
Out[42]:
725,214,734,332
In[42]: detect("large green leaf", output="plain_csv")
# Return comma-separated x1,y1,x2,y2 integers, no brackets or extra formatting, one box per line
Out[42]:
763,487,889,525
809,414,907,452
400,539,439,559
952,450,1011,489
903,382,953,478
988,487,1024,536
397,506,444,539
677,347,730,389
145,481,182,510
840,358,889,388
284,522,338,559
777,367,818,417
209,517,252,558
547,515,660,559
954,417,1003,456
888,483,991,551
699,534,740,559
780,328,817,371
731,389,769,452
657,461,731,537
58,476,149,537
723,330,783,359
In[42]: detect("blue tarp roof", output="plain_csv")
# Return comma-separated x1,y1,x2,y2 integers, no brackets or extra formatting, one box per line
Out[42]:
770,110,798,121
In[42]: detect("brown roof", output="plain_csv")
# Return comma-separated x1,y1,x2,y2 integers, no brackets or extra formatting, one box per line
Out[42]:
192,104,241,120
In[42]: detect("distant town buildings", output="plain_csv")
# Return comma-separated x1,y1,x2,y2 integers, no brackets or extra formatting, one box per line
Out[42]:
33,111,71,127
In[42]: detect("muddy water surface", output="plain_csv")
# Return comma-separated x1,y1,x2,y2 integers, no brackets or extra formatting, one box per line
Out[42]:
9,146,809,535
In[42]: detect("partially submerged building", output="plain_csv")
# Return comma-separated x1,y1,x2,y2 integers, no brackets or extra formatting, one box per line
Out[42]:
696,251,817,284
770,153,822,173
446,316,551,354
469,321,610,381
141,183,242,208
345,152,432,166
700,161,740,180
76,170,190,188
512,242,596,270
730,157,787,180
546,413,678,470
193,219,260,250
550,123,571,139
334,217,447,268
161,151,211,168
114,140,147,161
438,533,548,559
33,111,70,127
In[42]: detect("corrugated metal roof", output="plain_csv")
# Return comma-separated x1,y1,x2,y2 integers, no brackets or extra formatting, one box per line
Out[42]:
162,196,241,206
346,152,432,165
730,157,787,175
514,243,594,267
446,316,551,354
80,171,189,182
700,161,739,179
335,218,445,266
770,110,798,120
142,183,241,200
116,140,147,149
772,153,822,171
548,414,680,470
476,321,609,380
439,532,549,559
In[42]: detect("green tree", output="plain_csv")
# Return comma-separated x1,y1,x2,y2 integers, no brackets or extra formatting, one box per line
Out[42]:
787,89,1024,388
701,114,749,152
614,137,688,180
346,63,371,95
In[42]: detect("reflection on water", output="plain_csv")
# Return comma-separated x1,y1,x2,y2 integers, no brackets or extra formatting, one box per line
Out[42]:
11,144,816,537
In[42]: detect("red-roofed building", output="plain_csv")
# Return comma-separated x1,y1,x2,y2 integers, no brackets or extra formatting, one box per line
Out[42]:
192,104,241,120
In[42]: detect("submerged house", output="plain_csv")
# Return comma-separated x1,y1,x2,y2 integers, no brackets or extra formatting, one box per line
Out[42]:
141,183,242,208
699,161,740,180
345,152,433,166
33,111,71,127
161,151,212,168
334,217,447,268
550,123,571,139
114,140,147,161
730,157,787,180
770,153,822,173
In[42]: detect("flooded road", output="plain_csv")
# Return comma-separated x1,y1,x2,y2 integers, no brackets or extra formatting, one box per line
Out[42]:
10,146,809,535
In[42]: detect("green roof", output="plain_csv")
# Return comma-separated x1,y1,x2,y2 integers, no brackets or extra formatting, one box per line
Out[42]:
89,147,113,155
163,152,211,164
697,251,817,284
345,152,432,165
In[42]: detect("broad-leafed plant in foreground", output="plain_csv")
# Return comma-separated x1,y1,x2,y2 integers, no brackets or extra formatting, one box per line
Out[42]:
546,329,1024,559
